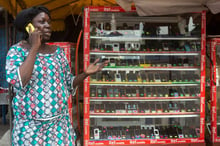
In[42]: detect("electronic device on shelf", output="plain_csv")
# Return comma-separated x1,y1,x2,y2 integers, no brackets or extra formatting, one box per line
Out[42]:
90,74,97,81
109,58,116,67
147,73,154,82
90,104,95,113
126,88,132,97
152,88,157,97
139,87,145,97
140,71,147,82
94,128,100,139
90,87,96,97
96,72,103,81
107,88,114,97
145,87,152,97
97,88,103,97
115,73,121,82
120,88,126,97
85,7,204,146
154,73,161,82
113,88,120,97
162,102,169,113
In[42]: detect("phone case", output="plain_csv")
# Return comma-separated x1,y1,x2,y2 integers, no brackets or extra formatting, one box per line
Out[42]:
25,23,35,33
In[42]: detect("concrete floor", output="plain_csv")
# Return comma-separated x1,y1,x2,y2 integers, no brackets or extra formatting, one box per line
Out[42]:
0,113,10,146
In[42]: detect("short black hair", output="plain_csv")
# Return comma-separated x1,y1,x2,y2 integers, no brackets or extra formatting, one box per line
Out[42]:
14,5,50,39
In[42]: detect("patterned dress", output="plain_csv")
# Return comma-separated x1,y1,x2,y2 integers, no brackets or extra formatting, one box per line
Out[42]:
5,42,76,146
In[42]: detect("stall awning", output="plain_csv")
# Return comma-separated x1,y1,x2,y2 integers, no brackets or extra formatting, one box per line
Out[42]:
1,0,220,31
0,0,118,31
116,0,220,16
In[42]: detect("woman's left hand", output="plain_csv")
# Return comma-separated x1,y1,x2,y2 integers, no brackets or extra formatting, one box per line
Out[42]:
84,58,109,75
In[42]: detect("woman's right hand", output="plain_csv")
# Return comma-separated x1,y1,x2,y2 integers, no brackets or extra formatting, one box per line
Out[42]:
29,28,42,51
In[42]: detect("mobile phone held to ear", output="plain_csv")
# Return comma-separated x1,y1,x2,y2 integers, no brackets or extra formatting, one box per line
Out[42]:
25,23,35,33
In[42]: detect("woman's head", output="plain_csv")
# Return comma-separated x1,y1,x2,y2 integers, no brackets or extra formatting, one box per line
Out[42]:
14,6,51,41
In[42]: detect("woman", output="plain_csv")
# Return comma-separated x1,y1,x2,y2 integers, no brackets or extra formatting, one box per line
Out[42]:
5,6,107,145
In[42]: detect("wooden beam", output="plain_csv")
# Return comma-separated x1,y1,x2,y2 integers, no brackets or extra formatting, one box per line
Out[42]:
38,0,55,6
103,0,117,5
50,0,79,12
16,0,27,9
7,0,16,16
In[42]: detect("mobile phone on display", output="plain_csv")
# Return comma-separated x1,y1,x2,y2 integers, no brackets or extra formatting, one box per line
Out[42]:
107,88,114,97
97,88,103,97
90,128,94,139
105,103,111,113
120,88,126,97
145,87,152,97
96,72,102,81
177,88,184,97
115,73,121,82
131,88,137,97
195,128,200,137
156,103,162,113
189,88,196,97
152,87,157,97
127,71,134,82
150,102,156,113
133,59,139,66
140,71,147,82
171,73,177,82
90,104,95,113
94,128,100,139
139,87,145,97
154,128,160,139
159,88,166,97
90,87,97,97
113,88,119,97
109,58,116,67
148,73,154,82
25,23,35,33
126,88,131,97
160,73,168,82
183,88,190,97
162,102,169,112
139,103,145,113
102,88,107,97
144,103,150,113
154,73,161,82
119,71,126,82
108,71,115,82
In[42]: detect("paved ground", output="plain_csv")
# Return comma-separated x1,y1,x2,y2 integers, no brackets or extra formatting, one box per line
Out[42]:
0,113,10,146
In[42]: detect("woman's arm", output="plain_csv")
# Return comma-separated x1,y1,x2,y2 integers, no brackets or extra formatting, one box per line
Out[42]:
72,72,89,88
19,47,38,86
72,58,108,88
19,29,42,87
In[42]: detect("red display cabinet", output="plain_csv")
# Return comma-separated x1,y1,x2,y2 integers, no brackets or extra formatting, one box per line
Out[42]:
83,6,206,146
209,38,220,146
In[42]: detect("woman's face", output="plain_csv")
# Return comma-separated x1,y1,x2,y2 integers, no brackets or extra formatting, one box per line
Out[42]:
32,12,51,41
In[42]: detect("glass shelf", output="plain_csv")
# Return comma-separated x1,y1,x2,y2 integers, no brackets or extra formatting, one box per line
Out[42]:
90,114,200,118
90,51,200,56
90,36,201,41
90,98,200,102
83,6,206,146
101,68,199,71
